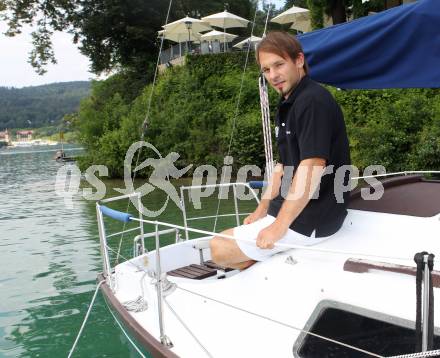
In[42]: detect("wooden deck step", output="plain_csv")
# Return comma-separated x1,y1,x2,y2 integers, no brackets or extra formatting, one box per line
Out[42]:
167,261,236,280
168,264,217,280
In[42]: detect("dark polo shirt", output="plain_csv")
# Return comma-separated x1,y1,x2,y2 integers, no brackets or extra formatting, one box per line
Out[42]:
268,75,351,237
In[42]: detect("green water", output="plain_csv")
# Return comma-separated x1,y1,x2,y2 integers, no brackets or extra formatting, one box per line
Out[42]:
0,145,257,357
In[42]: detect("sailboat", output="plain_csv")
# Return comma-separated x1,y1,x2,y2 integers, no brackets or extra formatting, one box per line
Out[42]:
92,1,440,357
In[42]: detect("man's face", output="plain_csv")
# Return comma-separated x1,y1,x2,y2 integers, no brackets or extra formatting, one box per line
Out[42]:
259,51,302,99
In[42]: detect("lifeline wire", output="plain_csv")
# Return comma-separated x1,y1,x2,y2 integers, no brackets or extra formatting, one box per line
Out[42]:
388,350,440,358
103,243,435,358
164,298,214,358
352,170,440,180
103,246,379,358
176,286,440,358
174,285,383,358
130,216,425,264
262,0,272,37
103,171,439,356
115,0,174,265
67,280,105,358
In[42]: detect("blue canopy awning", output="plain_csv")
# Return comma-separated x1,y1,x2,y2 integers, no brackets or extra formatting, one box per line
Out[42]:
298,0,440,89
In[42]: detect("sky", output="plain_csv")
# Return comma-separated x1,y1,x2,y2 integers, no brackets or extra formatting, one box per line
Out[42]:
0,0,285,89
0,23,94,88
269,0,285,8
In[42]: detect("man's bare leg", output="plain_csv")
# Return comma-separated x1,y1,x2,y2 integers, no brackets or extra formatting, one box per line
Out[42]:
210,229,256,270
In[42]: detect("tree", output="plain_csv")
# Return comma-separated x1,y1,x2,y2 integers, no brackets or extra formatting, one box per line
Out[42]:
307,0,324,29
0,0,254,76
351,0,366,19
285,0,384,29
0,82,90,130
284,0,308,9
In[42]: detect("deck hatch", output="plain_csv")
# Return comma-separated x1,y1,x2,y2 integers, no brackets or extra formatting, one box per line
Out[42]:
293,300,440,357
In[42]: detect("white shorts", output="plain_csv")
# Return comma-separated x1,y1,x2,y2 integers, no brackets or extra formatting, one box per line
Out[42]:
234,215,331,261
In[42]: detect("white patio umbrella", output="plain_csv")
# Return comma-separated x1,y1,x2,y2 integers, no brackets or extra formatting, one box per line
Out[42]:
163,16,211,36
233,36,262,50
200,30,237,42
162,16,210,54
202,10,249,51
158,29,202,57
158,29,202,43
201,10,249,29
271,5,310,25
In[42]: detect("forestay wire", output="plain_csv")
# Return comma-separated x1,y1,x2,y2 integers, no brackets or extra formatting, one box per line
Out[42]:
262,0,272,36
114,0,174,264
212,2,261,233
214,0,276,231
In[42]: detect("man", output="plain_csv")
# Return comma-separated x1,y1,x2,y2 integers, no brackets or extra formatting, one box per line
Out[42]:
210,31,351,270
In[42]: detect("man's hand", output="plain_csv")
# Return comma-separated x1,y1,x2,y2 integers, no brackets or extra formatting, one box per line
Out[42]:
256,223,288,249
243,206,267,225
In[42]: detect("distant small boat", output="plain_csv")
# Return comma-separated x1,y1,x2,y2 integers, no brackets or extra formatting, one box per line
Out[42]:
54,132,75,162
54,150,75,163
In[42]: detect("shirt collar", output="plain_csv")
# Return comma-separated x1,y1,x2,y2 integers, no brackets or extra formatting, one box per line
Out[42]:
279,75,311,106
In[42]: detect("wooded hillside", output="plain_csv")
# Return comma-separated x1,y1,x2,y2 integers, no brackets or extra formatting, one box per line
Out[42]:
0,82,90,130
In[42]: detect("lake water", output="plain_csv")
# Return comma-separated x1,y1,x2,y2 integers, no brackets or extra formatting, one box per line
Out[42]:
0,145,256,357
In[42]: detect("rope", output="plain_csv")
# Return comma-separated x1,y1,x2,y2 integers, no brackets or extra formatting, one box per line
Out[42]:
163,298,214,358
106,301,147,358
114,0,174,265
122,295,148,313
259,74,274,180
176,285,384,358
67,280,105,358
122,270,149,313
212,3,260,233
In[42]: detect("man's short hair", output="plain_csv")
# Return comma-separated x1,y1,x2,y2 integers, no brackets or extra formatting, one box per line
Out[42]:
256,31,309,75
